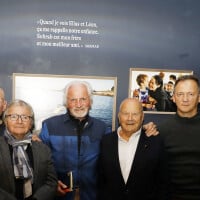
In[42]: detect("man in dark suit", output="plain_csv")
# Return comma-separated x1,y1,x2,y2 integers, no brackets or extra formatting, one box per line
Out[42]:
98,98,169,200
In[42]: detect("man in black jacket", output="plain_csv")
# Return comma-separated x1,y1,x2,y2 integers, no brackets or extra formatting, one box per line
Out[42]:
98,98,169,200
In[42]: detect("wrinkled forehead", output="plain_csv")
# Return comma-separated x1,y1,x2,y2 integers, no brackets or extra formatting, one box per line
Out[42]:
68,84,89,97
120,99,143,112
7,105,31,115
175,79,199,92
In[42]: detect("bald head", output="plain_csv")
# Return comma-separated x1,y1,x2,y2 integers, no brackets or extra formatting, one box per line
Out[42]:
118,98,144,137
119,98,143,113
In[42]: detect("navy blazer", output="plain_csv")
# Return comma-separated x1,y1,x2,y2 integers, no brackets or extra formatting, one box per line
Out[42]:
98,130,169,200
0,136,58,200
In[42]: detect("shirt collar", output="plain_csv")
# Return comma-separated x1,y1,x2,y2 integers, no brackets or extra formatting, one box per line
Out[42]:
117,126,141,141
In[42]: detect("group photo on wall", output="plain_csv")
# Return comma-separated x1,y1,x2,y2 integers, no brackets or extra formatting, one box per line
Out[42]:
129,68,193,114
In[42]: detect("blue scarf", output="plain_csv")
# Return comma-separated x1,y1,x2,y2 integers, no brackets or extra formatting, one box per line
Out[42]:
4,130,33,182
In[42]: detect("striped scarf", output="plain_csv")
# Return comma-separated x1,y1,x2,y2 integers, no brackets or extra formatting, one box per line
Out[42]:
4,130,34,182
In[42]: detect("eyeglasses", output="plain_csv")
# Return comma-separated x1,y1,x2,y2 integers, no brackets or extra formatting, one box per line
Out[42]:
5,114,33,122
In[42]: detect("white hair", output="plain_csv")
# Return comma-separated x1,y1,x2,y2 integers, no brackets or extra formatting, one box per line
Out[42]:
63,80,93,106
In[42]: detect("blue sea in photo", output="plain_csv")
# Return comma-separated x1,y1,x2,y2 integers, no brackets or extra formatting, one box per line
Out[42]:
89,95,114,131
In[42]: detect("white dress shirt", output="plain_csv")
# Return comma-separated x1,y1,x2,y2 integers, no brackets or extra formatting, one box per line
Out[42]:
117,126,141,183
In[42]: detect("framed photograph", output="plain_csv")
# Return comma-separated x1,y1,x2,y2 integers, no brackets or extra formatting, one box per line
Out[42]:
129,68,193,114
13,73,117,132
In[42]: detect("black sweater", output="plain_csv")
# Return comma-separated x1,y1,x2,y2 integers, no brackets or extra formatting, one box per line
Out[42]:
158,113,200,200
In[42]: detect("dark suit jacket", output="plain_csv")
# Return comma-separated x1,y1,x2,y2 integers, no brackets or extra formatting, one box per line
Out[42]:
0,136,58,200
98,130,169,200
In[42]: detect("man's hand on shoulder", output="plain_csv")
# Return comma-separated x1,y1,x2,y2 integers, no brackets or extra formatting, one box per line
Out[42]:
32,134,41,142
143,122,159,137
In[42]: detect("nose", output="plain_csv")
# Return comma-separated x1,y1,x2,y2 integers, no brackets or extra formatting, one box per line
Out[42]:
182,94,189,101
17,116,23,123
75,99,83,107
127,113,134,120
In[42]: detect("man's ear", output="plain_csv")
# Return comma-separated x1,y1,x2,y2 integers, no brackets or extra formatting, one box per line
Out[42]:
172,95,176,103
117,113,121,126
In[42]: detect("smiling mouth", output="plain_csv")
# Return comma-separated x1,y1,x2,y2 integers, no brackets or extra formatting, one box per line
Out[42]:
126,122,134,125
75,109,85,112
181,104,189,106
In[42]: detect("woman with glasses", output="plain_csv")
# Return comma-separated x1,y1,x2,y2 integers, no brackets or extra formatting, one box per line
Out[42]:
0,99,57,200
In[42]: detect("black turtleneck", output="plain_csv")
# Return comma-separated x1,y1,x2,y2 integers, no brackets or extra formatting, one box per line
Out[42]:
158,112,200,199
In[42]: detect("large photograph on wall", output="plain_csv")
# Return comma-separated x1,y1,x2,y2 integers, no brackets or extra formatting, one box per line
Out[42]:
13,73,117,132
129,68,193,114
